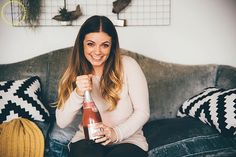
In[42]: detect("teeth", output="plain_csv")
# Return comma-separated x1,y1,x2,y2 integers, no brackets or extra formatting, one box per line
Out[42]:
92,56,101,60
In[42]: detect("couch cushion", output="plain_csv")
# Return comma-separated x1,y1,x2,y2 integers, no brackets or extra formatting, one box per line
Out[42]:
0,76,50,123
177,87,236,136
143,117,236,157
0,118,45,157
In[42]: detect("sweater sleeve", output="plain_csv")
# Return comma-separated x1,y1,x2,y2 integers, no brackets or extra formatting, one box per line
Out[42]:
114,56,150,141
56,90,84,128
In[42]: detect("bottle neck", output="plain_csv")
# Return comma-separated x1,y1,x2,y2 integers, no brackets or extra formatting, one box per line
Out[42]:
84,90,93,103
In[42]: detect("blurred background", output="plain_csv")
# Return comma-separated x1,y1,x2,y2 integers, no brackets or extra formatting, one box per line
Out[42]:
0,0,236,67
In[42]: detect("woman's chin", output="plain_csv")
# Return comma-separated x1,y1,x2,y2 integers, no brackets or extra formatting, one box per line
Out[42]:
91,62,104,67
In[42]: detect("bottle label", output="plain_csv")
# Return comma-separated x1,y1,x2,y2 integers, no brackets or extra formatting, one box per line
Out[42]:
83,102,98,112
88,122,103,140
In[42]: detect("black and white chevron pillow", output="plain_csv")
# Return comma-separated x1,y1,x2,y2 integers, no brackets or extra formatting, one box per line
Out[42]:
0,76,50,123
177,87,236,136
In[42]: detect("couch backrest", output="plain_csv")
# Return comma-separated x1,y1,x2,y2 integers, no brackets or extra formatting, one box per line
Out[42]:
0,47,72,113
215,65,236,89
1,47,236,120
123,50,217,120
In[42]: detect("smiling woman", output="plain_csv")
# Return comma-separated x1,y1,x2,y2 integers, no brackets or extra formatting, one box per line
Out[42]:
52,15,150,157
83,32,112,74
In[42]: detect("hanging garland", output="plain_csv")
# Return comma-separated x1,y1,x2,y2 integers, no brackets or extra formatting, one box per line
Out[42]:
20,0,41,27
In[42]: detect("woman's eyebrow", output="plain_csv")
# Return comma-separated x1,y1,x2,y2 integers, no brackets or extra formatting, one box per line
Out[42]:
102,41,111,44
84,40,111,44
85,40,94,43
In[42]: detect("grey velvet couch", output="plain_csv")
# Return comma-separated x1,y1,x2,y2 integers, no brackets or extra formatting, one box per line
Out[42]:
0,47,236,157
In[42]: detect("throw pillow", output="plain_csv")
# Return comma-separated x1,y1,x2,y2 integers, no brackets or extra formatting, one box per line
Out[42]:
0,76,50,123
177,87,236,136
0,118,44,157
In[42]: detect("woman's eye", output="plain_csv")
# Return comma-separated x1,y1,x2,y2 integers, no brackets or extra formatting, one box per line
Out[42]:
87,43,94,47
102,44,110,48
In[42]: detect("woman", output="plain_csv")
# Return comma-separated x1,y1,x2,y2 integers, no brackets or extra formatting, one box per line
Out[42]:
56,15,150,157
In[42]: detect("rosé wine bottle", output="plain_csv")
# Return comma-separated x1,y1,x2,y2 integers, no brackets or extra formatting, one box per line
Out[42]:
82,90,103,140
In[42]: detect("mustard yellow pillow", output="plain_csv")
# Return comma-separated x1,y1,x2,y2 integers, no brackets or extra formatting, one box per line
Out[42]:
0,118,44,157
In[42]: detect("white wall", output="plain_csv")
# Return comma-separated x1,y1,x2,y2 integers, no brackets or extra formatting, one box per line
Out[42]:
0,0,236,67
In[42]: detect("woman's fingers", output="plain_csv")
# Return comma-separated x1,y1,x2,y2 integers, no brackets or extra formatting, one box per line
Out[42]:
94,124,114,145
94,135,107,143
101,137,111,146
75,74,93,96
94,133,111,145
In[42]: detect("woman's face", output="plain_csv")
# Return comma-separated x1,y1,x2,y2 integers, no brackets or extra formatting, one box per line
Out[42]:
83,32,112,70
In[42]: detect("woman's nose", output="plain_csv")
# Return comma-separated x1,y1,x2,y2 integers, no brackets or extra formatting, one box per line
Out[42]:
94,46,101,54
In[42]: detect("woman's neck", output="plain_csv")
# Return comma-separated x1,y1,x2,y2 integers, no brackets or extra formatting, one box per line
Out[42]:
93,66,104,77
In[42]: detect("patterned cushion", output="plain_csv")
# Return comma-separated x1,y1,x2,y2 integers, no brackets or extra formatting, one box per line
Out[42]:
177,87,236,136
0,76,50,123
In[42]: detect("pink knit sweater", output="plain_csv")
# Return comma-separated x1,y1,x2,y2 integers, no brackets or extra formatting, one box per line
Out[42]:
56,55,150,151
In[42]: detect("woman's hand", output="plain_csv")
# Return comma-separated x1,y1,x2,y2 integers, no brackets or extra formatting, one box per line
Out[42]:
94,124,118,146
75,74,93,96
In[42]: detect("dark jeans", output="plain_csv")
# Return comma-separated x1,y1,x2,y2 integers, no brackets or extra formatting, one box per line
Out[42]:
49,138,69,157
69,139,148,157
